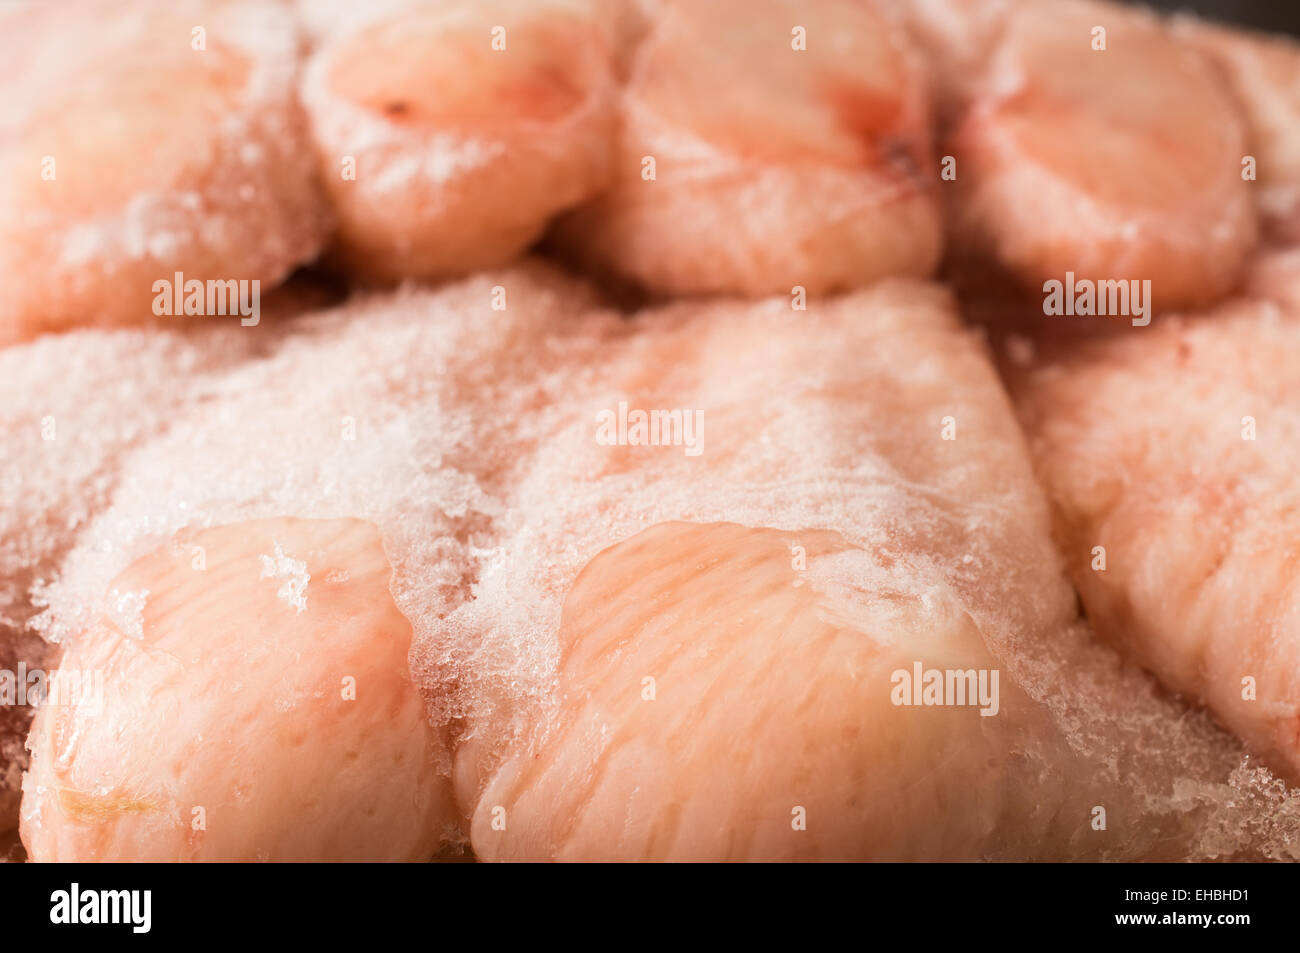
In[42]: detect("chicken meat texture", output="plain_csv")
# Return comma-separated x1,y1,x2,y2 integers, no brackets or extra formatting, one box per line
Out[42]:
16,265,1297,861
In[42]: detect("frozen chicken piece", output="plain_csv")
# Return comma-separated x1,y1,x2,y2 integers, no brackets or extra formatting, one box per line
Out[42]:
15,263,612,860
21,518,455,861
467,521,1084,860
1011,290,1300,786
948,0,1256,312
1173,15,1300,243
551,0,943,296
299,0,618,282
0,321,277,837
422,276,1244,860
0,0,328,342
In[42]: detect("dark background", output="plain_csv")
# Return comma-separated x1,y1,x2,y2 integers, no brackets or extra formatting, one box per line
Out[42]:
1127,0,1300,36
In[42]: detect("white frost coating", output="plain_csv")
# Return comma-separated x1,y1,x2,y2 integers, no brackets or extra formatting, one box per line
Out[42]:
259,542,310,614
3,322,291,648
804,549,960,650
13,263,1300,859
366,137,506,196
104,588,149,640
